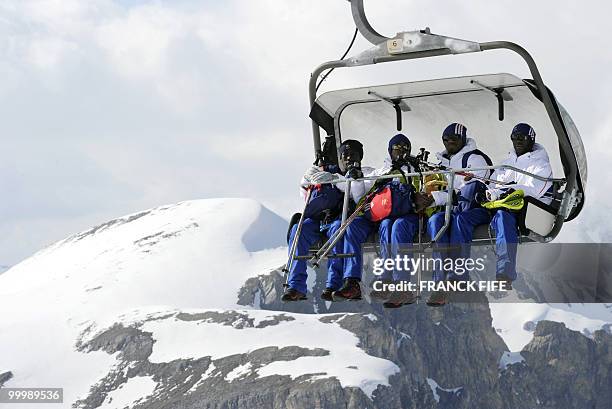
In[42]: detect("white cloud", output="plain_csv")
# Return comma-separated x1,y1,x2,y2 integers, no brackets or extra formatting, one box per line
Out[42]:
26,35,78,69
0,0,611,264
95,6,181,80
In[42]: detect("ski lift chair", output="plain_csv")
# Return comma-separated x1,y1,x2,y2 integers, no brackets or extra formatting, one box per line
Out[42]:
303,1,585,262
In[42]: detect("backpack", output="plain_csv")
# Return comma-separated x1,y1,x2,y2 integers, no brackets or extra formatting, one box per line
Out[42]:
364,180,414,222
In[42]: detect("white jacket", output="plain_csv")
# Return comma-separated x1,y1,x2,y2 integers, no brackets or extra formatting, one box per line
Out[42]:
489,143,553,204
430,138,491,206
340,157,415,204
300,153,417,204
366,158,415,189
299,165,375,204
335,166,376,204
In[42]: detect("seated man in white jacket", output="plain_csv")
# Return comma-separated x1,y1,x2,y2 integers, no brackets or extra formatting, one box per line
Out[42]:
423,123,493,303
486,123,553,286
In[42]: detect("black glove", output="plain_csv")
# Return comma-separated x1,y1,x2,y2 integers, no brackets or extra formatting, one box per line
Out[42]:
346,167,363,179
374,177,389,188
499,188,516,200
474,191,487,204
414,192,434,213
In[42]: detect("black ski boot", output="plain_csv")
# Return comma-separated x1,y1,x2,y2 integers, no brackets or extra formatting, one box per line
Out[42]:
495,274,513,290
320,287,335,302
281,287,307,302
369,280,392,301
383,290,417,309
333,278,362,301
426,290,448,307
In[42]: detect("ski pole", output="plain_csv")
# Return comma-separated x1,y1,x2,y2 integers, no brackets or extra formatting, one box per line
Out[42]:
310,169,405,267
416,168,425,302
282,187,313,287
308,188,378,268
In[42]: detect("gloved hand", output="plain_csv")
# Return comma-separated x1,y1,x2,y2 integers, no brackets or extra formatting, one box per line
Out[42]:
414,192,435,213
310,171,336,184
485,189,503,202
474,191,487,204
346,167,363,180
499,188,515,199
303,166,321,182
486,188,515,202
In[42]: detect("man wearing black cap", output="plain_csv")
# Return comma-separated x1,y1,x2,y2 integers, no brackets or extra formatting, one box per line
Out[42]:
283,139,372,302
486,123,553,286
333,133,424,307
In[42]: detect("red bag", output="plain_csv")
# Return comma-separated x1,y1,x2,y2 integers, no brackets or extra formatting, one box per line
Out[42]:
368,187,392,221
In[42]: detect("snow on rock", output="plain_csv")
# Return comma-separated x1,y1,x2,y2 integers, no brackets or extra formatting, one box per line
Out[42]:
499,351,525,371
98,375,157,408
0,199,287,405
490,303,610,351
426,377,463,403
98,309,400,398
188,362,217,393
396,331,411,348
225,363,253,382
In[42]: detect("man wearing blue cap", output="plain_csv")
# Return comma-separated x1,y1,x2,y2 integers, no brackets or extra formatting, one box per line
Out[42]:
486,123,553,286
422,122,493,306
333,133,425,307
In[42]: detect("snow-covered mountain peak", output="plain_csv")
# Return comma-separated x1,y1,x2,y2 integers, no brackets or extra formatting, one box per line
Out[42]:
1,198,287,311
0,198,292,405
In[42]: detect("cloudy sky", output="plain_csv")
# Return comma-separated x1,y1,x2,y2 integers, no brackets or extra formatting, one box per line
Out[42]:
1,0,611,266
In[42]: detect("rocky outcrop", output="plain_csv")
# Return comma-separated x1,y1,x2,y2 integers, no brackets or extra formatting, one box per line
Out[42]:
0,371,12,387
75,313,376,409
76,268,611,409
235,269,612,409
498,321,612,409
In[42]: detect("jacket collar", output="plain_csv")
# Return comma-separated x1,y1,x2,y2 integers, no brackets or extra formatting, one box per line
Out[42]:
507,143,549,163
436,137,478,161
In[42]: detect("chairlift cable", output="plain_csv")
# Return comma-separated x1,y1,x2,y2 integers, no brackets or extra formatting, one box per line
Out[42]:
315,27,359,93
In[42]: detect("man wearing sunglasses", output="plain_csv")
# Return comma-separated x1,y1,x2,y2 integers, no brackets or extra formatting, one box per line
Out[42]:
283,139,374,302
423,123,493,306
334,134,426,307
486,123,553,287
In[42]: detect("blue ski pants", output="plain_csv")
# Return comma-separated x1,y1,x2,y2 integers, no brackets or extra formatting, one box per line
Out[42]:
378,214,420,282
427,208,491,281
344,215,419,282
287,218,343,295
490,209,519,281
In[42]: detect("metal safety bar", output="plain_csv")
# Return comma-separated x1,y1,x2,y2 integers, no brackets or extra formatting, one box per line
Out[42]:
305,164,564,189
304,163,565,265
